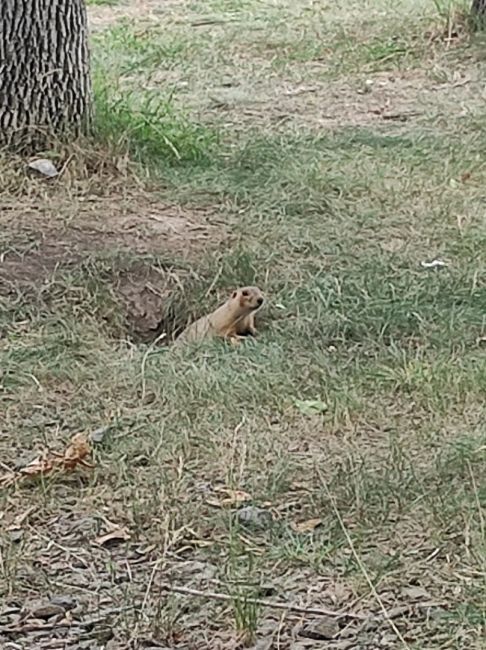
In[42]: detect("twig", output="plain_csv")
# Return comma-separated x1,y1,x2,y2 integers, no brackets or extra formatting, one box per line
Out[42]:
57,153,74,179
140,331,167,401
158,583,366,620
316,469,411,649
204,266,223,299
142,558,165,614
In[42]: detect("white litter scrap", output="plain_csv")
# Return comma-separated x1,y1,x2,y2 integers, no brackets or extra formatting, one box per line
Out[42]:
27,158,59,177
420,259,448,269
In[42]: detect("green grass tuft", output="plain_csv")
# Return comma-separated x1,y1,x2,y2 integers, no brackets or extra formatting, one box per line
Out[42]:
92,75,219,166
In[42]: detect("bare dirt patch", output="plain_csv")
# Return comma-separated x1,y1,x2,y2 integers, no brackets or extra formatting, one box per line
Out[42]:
0,174,225,341
198,61,486,133
87,0,183,32
1,192,221,266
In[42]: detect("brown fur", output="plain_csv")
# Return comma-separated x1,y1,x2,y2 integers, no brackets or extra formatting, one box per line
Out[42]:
175,286,264,345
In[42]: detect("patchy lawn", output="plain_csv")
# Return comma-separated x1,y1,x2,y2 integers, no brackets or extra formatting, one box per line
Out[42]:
1,1,485,649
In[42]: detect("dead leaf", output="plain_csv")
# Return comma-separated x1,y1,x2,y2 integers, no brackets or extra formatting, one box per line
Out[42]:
61,432,92,469
291,518,322,534
0,472,19,488
19,454,55,477
95,526,131,546
208,487,252,507
0,432,93,487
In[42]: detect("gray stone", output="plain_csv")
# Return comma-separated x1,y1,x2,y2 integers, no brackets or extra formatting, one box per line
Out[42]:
236,506,273,531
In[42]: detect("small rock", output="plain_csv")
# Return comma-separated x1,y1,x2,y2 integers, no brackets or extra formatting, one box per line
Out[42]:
90,425,110,444
31,603,65,619
28,158,59,177
236,506,273,531
299,617,340,640
50,595,76,610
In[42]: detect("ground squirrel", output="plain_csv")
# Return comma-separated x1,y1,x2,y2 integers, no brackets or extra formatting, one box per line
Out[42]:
175,286,265,345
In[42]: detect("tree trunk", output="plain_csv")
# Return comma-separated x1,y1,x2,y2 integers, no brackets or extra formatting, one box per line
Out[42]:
0,0,91,149
472,0,486,20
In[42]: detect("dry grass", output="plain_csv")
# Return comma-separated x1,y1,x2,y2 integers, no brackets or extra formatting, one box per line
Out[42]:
1,1,485,649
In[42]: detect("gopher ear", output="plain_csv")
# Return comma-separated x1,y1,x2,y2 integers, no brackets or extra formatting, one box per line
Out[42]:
232,291,237,298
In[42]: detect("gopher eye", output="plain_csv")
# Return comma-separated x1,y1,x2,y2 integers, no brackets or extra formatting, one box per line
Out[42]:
242,290,249,297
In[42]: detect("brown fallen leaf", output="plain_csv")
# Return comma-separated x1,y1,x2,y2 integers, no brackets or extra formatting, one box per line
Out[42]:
20,453,55,477
208,487,252,507
61,432,93,469
0,432,93,487
0,472,19,488
37,432,92,472
290,480,312,492
291,518,322,534
95,526,131,546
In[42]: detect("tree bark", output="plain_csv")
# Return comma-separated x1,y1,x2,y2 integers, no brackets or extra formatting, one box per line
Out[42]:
472,0,486,19
0,0,91,149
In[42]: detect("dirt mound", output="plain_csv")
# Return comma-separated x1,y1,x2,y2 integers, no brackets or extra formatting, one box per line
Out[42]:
0,192,225,341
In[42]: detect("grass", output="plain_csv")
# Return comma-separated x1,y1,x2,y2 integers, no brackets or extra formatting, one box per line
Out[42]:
93,77,218,165
1,0,486,648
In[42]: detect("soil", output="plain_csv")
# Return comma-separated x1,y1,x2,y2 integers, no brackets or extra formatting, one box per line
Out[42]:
0,179,225,341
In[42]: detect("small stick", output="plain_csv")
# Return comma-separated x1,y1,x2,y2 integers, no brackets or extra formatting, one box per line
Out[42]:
158,583,367,620
316,469,411,648
140,331,167,401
